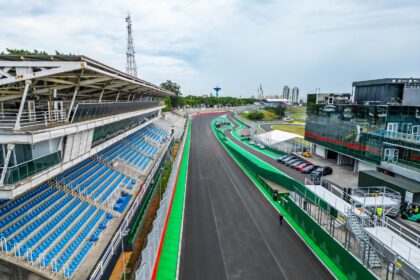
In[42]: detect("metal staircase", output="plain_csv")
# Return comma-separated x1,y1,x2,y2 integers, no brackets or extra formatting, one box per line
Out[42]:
346,213,382,268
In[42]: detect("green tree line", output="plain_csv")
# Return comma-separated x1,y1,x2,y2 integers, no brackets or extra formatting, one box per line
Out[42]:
160,80,255,111
1,48,75,55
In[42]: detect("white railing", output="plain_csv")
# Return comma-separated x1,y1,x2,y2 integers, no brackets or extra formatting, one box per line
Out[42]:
0,109,67,129
381,216,420,249
89,135,174,280
366,129,420,144
135,119,188,280
304,178,420,277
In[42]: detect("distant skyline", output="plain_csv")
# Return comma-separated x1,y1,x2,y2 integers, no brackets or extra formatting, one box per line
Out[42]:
0,0,419,97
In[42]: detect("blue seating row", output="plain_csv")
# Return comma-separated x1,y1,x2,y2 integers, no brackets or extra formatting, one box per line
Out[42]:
0,184,48,217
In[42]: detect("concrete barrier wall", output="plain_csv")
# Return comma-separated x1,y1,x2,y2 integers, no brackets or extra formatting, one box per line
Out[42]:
0,258,50,280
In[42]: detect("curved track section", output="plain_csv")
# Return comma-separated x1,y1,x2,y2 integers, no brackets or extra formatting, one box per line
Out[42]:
179,115,333,280
227,114,310,184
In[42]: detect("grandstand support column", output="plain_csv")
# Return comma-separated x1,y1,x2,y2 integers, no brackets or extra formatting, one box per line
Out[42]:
0,143,15,186
14,79,31,130
98,88,105,103
67,69,85,122
115,92,120,102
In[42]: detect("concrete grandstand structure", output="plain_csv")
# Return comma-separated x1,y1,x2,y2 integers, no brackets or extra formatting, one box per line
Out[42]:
0,55,174,279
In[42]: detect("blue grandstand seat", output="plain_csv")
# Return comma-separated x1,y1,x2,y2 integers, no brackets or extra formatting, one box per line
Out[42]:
0,124,168,277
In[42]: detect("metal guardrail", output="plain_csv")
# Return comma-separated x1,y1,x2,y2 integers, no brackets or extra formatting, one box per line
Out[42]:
0,109,67,129
365,130,420,145
88,134,174,280
135,118,188,280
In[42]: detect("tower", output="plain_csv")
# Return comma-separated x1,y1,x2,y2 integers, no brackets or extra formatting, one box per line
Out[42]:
283,85,290,100
292,87,300,103
257,84,264,99
213,85,221,97
126,14,138,77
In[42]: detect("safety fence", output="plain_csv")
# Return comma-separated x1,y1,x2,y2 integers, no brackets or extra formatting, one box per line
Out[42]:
88,134,174,280
135,119,189,280
213,124,384,280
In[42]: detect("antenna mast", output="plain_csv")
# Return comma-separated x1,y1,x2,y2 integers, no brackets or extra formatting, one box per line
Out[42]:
126,14,138,77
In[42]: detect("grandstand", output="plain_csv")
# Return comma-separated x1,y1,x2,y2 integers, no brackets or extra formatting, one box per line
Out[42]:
0,55,174,279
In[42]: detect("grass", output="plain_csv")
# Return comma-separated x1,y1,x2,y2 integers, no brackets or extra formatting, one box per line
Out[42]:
287,106,306,120
271,124,305,136
240,109,279,121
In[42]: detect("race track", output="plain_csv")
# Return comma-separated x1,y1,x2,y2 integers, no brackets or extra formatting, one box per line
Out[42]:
179,114,333,280
225,114,311,184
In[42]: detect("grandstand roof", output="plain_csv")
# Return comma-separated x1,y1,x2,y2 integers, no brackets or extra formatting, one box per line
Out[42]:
0,55,173,101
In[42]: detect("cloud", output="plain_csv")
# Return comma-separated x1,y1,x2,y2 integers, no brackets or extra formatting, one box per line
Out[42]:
0,0,419,97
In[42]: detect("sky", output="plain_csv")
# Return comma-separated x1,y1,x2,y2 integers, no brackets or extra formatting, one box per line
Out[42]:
0,0,419,98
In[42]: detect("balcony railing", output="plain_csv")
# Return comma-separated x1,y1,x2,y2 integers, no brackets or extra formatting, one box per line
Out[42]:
1,151,62,185
0,109,67,129
71,101,160,123
366,129,420,145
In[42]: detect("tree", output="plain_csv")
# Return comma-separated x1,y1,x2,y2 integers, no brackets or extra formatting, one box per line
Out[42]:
1,48,48,55
161,80,183,109
163,96,171,112
55,51,76,56
1,49,75,56
274,104,286,118
159,79,255,109
248,111,264,120
160,80,182,96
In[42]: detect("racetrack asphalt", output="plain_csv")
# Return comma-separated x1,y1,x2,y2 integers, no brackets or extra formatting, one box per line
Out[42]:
260,124,273,132
179,114,333,280
226,114,310,185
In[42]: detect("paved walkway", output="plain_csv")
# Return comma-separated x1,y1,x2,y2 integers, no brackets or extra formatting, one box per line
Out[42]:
292,152,359,188
109,252,132,280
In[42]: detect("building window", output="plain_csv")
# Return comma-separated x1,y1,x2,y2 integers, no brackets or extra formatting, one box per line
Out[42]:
413,125,420,136
387,122,398,132
383,148,399,162
401,123,412,134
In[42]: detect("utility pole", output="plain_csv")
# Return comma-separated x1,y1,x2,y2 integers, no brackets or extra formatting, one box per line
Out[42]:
126,14,138,77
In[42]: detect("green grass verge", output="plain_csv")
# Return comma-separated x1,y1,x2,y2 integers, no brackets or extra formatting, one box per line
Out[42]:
155,120,191,280
240,109,279,121
228,117,284,159
211,120,347,280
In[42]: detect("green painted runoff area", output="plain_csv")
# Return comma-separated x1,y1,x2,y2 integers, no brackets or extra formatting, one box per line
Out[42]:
227,116,284,158
212,119,376,280
155,120,191,280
